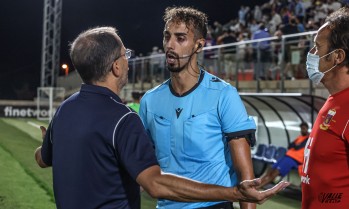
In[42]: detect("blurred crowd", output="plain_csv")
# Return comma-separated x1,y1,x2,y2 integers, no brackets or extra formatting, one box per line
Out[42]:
139,0,345,82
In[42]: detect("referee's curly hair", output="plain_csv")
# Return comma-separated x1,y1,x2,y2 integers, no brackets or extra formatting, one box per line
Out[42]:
163,6,208,40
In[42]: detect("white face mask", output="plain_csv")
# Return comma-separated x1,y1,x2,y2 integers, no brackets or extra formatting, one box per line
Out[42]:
306,49,337,85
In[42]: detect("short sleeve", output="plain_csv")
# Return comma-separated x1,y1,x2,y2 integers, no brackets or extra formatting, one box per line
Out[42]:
113,113,158,180
219,85,256,139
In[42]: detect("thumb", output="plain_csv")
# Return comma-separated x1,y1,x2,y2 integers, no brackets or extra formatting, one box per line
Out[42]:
240,178,261,187
40,126,47,140
252,178,262,186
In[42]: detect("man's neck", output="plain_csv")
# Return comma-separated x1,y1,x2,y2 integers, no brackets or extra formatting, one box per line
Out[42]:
170,66,201,96
94,78,121,96
324,67,349,95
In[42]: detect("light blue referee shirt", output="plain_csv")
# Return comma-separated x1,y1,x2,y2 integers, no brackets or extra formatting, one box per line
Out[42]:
139,70,256,208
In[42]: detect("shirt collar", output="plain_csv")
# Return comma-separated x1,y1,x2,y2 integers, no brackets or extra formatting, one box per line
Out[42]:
169,69,205,97
80,84,122,103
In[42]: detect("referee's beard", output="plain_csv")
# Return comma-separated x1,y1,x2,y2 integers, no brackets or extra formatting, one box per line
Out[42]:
166,54,193,73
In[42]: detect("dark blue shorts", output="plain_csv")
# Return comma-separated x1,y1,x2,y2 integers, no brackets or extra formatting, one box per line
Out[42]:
272,155,299,177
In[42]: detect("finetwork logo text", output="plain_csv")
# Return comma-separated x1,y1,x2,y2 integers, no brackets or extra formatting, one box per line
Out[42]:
2,106,56,118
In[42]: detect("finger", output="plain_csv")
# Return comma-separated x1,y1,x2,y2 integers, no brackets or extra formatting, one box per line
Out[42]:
257,181,290,204
252,178,261,186
240,178,261,187
272,181,290,191
258,181,290,202
263,181,289,194
40,126,47,140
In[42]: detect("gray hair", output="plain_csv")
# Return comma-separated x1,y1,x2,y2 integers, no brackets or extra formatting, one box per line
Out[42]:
69,26,122,84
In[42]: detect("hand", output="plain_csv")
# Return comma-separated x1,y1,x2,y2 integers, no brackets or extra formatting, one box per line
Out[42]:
237,178,290,204
35,126,49,168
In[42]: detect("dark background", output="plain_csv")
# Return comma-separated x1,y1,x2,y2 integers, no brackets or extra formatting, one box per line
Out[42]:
0,0,268,99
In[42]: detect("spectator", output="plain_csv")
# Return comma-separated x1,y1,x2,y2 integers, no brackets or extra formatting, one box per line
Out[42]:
244,6,253,26
252,23,272,80
127,90,145,113
282,17,301,79
313,1,328,24
212,21,223,40
269,28,283,80
217,28,238,80
280,6,291,25
296,17,306,32
236,32,250,79
294,0,306,23
305,18,319,31
253,5,263,22
238,5,247,25
149,46,161,82
157,48,166,80
249,19,260,35
257,122,309,189
269,9,282,34
328,0,342,12
305,0,317,22
203,31,218,75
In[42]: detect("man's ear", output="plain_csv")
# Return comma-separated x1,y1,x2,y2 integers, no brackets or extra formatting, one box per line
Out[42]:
335,49,346,65
111,60,121,77
195,39,205,53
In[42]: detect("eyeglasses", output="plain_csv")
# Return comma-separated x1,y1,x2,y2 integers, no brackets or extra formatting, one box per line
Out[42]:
115,48,133,60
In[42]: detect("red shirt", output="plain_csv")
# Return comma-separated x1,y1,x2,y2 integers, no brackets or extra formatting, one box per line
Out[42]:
301,88,349,209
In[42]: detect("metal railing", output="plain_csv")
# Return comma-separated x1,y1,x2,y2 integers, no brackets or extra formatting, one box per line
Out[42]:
57,31,322,100
127,31,317,93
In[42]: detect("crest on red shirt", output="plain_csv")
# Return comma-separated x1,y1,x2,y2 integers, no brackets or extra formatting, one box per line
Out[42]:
320,109,336,130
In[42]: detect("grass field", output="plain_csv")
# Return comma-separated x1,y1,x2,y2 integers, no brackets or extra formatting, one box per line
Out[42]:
0,117,301,209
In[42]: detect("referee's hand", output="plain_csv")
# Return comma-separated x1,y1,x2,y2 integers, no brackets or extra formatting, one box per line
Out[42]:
237,178,290,204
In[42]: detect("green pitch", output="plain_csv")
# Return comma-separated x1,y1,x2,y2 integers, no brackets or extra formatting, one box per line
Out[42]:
0,118,300,209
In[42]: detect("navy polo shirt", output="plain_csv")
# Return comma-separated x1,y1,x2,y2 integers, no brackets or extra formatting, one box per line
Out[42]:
41,84,158,209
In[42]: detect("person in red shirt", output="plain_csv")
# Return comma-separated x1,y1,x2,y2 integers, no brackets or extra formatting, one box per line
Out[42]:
257,122,309,189
302,6,349,209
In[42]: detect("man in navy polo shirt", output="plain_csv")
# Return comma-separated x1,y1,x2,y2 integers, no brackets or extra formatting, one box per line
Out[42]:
35,26,289,209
